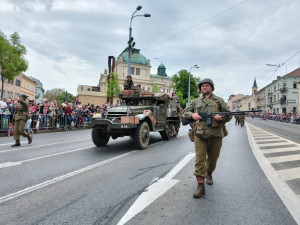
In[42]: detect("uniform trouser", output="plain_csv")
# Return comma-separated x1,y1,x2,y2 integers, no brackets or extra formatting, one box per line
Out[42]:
13,119,28,140
194,135,223,177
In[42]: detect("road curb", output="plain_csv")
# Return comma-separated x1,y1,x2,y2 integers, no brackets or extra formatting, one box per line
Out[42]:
245,122,300,224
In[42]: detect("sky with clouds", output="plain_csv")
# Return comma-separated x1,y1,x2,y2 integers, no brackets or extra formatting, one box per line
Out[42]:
1,0,299,100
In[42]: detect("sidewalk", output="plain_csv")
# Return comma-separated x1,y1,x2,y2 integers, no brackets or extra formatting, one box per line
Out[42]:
246,122,300,224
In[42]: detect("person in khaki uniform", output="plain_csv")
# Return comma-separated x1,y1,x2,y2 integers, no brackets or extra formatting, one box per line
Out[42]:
123,75,134,90
11,94,32,147
183,78,231,198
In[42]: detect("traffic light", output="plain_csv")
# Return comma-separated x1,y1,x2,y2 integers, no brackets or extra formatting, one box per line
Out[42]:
128,37,134,45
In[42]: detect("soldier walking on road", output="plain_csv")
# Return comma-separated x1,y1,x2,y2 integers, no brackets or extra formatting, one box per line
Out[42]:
240,114,245,127
183,78,231,198
11,94,33,147
123,75,134,90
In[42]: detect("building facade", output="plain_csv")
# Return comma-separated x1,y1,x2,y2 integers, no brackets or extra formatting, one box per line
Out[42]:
29,76,45,103
0,74,22,100
77,48,174,105
264,68,300,113
227,94,246,111
20,73,36,101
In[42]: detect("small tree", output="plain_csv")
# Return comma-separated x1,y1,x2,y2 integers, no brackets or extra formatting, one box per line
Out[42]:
106,72,121,104
44,88,66,101
55,92,76,106
172,69,200,108
0,31,28,99
152,83,159,93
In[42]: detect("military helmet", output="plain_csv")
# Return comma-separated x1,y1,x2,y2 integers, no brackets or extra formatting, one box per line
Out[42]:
20,94,28,99
198,78,214,91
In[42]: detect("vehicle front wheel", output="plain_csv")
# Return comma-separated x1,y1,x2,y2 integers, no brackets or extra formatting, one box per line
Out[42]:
92,128,110,147
134,121,150,150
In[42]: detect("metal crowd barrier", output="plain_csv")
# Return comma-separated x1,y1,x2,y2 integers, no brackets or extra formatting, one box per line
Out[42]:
0,113,88,135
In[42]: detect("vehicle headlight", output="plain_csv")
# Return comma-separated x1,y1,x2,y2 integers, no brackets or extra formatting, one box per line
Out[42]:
93,113,102,119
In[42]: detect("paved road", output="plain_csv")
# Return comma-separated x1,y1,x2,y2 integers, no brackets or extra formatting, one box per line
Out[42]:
245,117,300,144
0,122,297,225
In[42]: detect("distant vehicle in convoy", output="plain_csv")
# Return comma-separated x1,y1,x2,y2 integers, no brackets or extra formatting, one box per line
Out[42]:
85,90,181,149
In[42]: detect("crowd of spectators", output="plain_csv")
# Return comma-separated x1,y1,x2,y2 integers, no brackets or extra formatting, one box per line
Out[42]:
0,96,118,132
249,112,300,124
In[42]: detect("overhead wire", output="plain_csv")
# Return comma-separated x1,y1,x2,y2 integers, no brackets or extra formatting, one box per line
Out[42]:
260,50,300,87
142,0,250,50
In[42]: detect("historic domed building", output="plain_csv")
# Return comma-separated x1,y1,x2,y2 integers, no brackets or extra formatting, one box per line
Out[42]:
77,48,174,105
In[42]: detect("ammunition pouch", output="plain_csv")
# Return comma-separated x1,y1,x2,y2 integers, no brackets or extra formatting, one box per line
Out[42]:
193,120,205,136
222,125,228,137
188,129,194,142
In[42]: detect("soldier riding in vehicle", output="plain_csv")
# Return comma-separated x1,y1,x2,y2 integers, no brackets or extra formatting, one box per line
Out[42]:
85,88,181,149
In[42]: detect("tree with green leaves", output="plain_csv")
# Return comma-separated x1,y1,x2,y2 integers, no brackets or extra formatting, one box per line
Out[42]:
172,69,200,108
106,72,121,104
44,88,66,101
55,92,76,106
152,83,159,93
0,31,28,100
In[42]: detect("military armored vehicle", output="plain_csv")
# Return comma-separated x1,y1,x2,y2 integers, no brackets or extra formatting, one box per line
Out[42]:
85,90,181,149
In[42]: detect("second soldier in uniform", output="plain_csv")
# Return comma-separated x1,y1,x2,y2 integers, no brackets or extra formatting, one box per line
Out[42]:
11,94,33,147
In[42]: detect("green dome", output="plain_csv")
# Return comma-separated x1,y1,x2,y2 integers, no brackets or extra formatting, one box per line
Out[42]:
119,48,148,65
158,63,166,69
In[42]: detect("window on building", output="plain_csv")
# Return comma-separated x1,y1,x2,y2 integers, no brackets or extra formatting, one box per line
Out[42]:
15,93,20,98
293,83,297,88
283,83,287,88
293,107,296,113
148,87,150,91
163,89,165,92
87,88,91,91
130,67,135,75
142,87,145,91
81,86,83,91
7,91,13,98
136,68,140,75
282,108,286,113
8,79,14,85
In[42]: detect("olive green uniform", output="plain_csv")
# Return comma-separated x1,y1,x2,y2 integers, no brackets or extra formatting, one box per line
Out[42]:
239,115,245,127
123,80,134,90
183,93,231,178
13,100,30,140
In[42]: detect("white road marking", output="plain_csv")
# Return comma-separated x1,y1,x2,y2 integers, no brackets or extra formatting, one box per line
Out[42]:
117,152,195,225
277,167,300,181
0,151,137,204
245,122,300,224
0,162,22,168
0,146,94,169
0,141,27,146
261,147,300,154
267,154,300,163
0,138,91,154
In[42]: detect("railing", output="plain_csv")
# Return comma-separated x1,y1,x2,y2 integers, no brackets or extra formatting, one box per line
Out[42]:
0,113,92,135
280,88,287,92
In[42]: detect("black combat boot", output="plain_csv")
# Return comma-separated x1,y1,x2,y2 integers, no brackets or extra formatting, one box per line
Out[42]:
27,134,32,144
193,176,205,198
206,171,213,185
11,139,21,147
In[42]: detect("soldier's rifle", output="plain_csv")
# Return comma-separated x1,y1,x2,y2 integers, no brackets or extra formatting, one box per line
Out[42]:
181,110,262,126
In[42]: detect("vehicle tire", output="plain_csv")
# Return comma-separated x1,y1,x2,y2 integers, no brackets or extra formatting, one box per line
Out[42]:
92,128,110,147
134,121,150,150
159,120,180,140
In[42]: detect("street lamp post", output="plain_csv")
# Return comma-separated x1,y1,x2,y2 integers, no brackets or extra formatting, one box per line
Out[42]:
127,6,151,76
188,65,199,105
